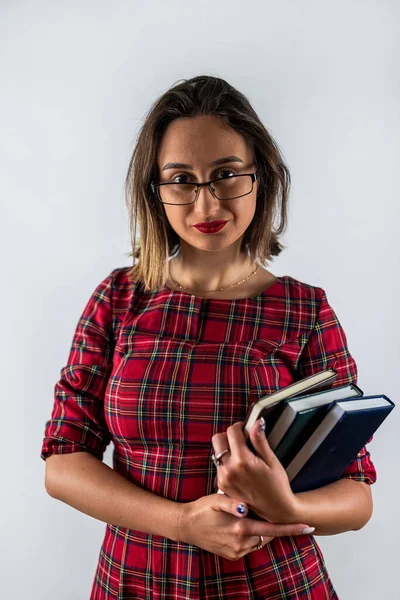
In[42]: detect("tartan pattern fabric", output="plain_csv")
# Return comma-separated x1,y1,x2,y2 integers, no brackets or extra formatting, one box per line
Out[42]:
41,267,377,599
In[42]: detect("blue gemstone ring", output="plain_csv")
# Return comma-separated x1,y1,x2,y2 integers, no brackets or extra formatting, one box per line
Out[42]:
211,448,230,467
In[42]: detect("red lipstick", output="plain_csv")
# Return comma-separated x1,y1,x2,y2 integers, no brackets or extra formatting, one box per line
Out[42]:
193,220,228,233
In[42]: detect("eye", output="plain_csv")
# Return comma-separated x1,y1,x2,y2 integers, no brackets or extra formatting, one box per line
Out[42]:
171,173,192,183
215,169,235,179
170,169,235,183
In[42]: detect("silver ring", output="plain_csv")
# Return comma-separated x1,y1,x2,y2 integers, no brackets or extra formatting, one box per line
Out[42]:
256,535,264,550
211,448,230,468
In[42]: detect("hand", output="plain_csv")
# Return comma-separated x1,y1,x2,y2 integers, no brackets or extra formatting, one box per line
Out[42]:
177,493,315,561
211,418,300,523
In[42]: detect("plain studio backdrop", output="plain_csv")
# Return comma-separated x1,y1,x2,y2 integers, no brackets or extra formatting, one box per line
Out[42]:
1,1,399,598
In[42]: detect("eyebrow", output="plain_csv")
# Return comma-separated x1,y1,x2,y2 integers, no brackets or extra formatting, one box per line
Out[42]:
161,155,244,171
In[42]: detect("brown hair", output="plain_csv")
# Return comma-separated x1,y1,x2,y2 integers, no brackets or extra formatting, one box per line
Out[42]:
125,75,290,292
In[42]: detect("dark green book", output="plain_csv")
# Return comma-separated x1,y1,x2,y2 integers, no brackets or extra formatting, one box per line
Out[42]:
269,383,363,467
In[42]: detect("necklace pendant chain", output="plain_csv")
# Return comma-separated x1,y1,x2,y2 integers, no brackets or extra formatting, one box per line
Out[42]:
170,265,259,293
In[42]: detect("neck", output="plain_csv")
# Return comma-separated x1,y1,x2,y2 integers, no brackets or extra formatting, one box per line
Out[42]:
169,243,257,292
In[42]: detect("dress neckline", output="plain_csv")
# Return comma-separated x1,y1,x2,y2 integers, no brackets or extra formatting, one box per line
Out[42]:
159,275,285,302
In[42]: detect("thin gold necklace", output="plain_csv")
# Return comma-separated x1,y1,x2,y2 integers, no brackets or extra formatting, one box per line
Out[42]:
169,264,259,293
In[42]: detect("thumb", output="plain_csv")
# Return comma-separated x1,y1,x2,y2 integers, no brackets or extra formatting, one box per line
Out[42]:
250,417,276,463
212,494,249,518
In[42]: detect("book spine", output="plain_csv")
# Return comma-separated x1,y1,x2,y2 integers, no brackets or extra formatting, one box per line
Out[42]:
275,404,334,468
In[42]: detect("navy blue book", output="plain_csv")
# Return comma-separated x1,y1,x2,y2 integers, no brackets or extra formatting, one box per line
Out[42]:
286,395,395,493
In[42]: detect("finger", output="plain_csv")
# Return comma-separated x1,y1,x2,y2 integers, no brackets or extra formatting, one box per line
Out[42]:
226,421,253,459
211,432,230,460
249,417,276,463
211,493,249,518
247,534,270,552
247,520,315,538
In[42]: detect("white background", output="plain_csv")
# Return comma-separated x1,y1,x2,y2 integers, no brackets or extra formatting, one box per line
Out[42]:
1,1,399,598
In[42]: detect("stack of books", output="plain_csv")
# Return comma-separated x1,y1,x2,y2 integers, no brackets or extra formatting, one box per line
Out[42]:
241,368,395,493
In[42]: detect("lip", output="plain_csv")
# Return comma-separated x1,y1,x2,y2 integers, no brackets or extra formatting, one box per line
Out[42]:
193,221,228,233
193,220,228,227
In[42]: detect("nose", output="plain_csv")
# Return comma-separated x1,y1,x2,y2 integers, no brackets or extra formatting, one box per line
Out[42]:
194,183,219,211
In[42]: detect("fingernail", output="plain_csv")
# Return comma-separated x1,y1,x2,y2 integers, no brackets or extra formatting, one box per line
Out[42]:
237,503,247,514
259,416,266,432
301,527,315,534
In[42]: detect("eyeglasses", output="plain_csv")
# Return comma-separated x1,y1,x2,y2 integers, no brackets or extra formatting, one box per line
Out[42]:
150,172,258,205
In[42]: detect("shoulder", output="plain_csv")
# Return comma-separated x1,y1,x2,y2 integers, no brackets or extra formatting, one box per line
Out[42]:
109,265,139,291
106,266,143,314
277,275,333,335
281,274,326,304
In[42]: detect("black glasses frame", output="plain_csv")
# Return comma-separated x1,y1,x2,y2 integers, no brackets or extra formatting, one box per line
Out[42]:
150,172,258,205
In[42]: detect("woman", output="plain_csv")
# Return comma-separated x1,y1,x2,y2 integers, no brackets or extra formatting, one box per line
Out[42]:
41,75,376,599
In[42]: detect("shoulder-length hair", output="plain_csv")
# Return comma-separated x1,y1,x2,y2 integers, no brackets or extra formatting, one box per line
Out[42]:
125,75,290,293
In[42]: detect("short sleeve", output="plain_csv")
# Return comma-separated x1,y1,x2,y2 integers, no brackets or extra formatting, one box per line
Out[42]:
40,270,116,462
296,289,377,486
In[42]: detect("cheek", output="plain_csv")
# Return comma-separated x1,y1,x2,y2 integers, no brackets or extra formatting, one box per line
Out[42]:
163,207,188,232
230,194,257,217
238,197,257,226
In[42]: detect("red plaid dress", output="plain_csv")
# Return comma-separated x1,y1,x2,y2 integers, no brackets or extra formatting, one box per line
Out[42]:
41,267,377,599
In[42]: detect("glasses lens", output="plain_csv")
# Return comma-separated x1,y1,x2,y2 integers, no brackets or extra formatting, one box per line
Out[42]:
212,175,253,200
158,183,197,205
157,175,253,204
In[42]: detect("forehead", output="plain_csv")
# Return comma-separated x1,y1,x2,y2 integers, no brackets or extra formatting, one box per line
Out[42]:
157,115,252,166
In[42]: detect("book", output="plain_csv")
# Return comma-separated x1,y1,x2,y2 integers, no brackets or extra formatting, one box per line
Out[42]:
243,367,339,438
286,395,394,492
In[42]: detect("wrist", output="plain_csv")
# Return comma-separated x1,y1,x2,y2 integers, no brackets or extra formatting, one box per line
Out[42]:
286,493,303,523
256,494,302,524
159,500,187,542
175,502,189,543
268,494,303,524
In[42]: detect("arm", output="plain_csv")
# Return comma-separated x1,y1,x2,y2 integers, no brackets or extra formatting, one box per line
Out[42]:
41,271,179,541
40,271,116,462
287,478,373,535
45,451,182,541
